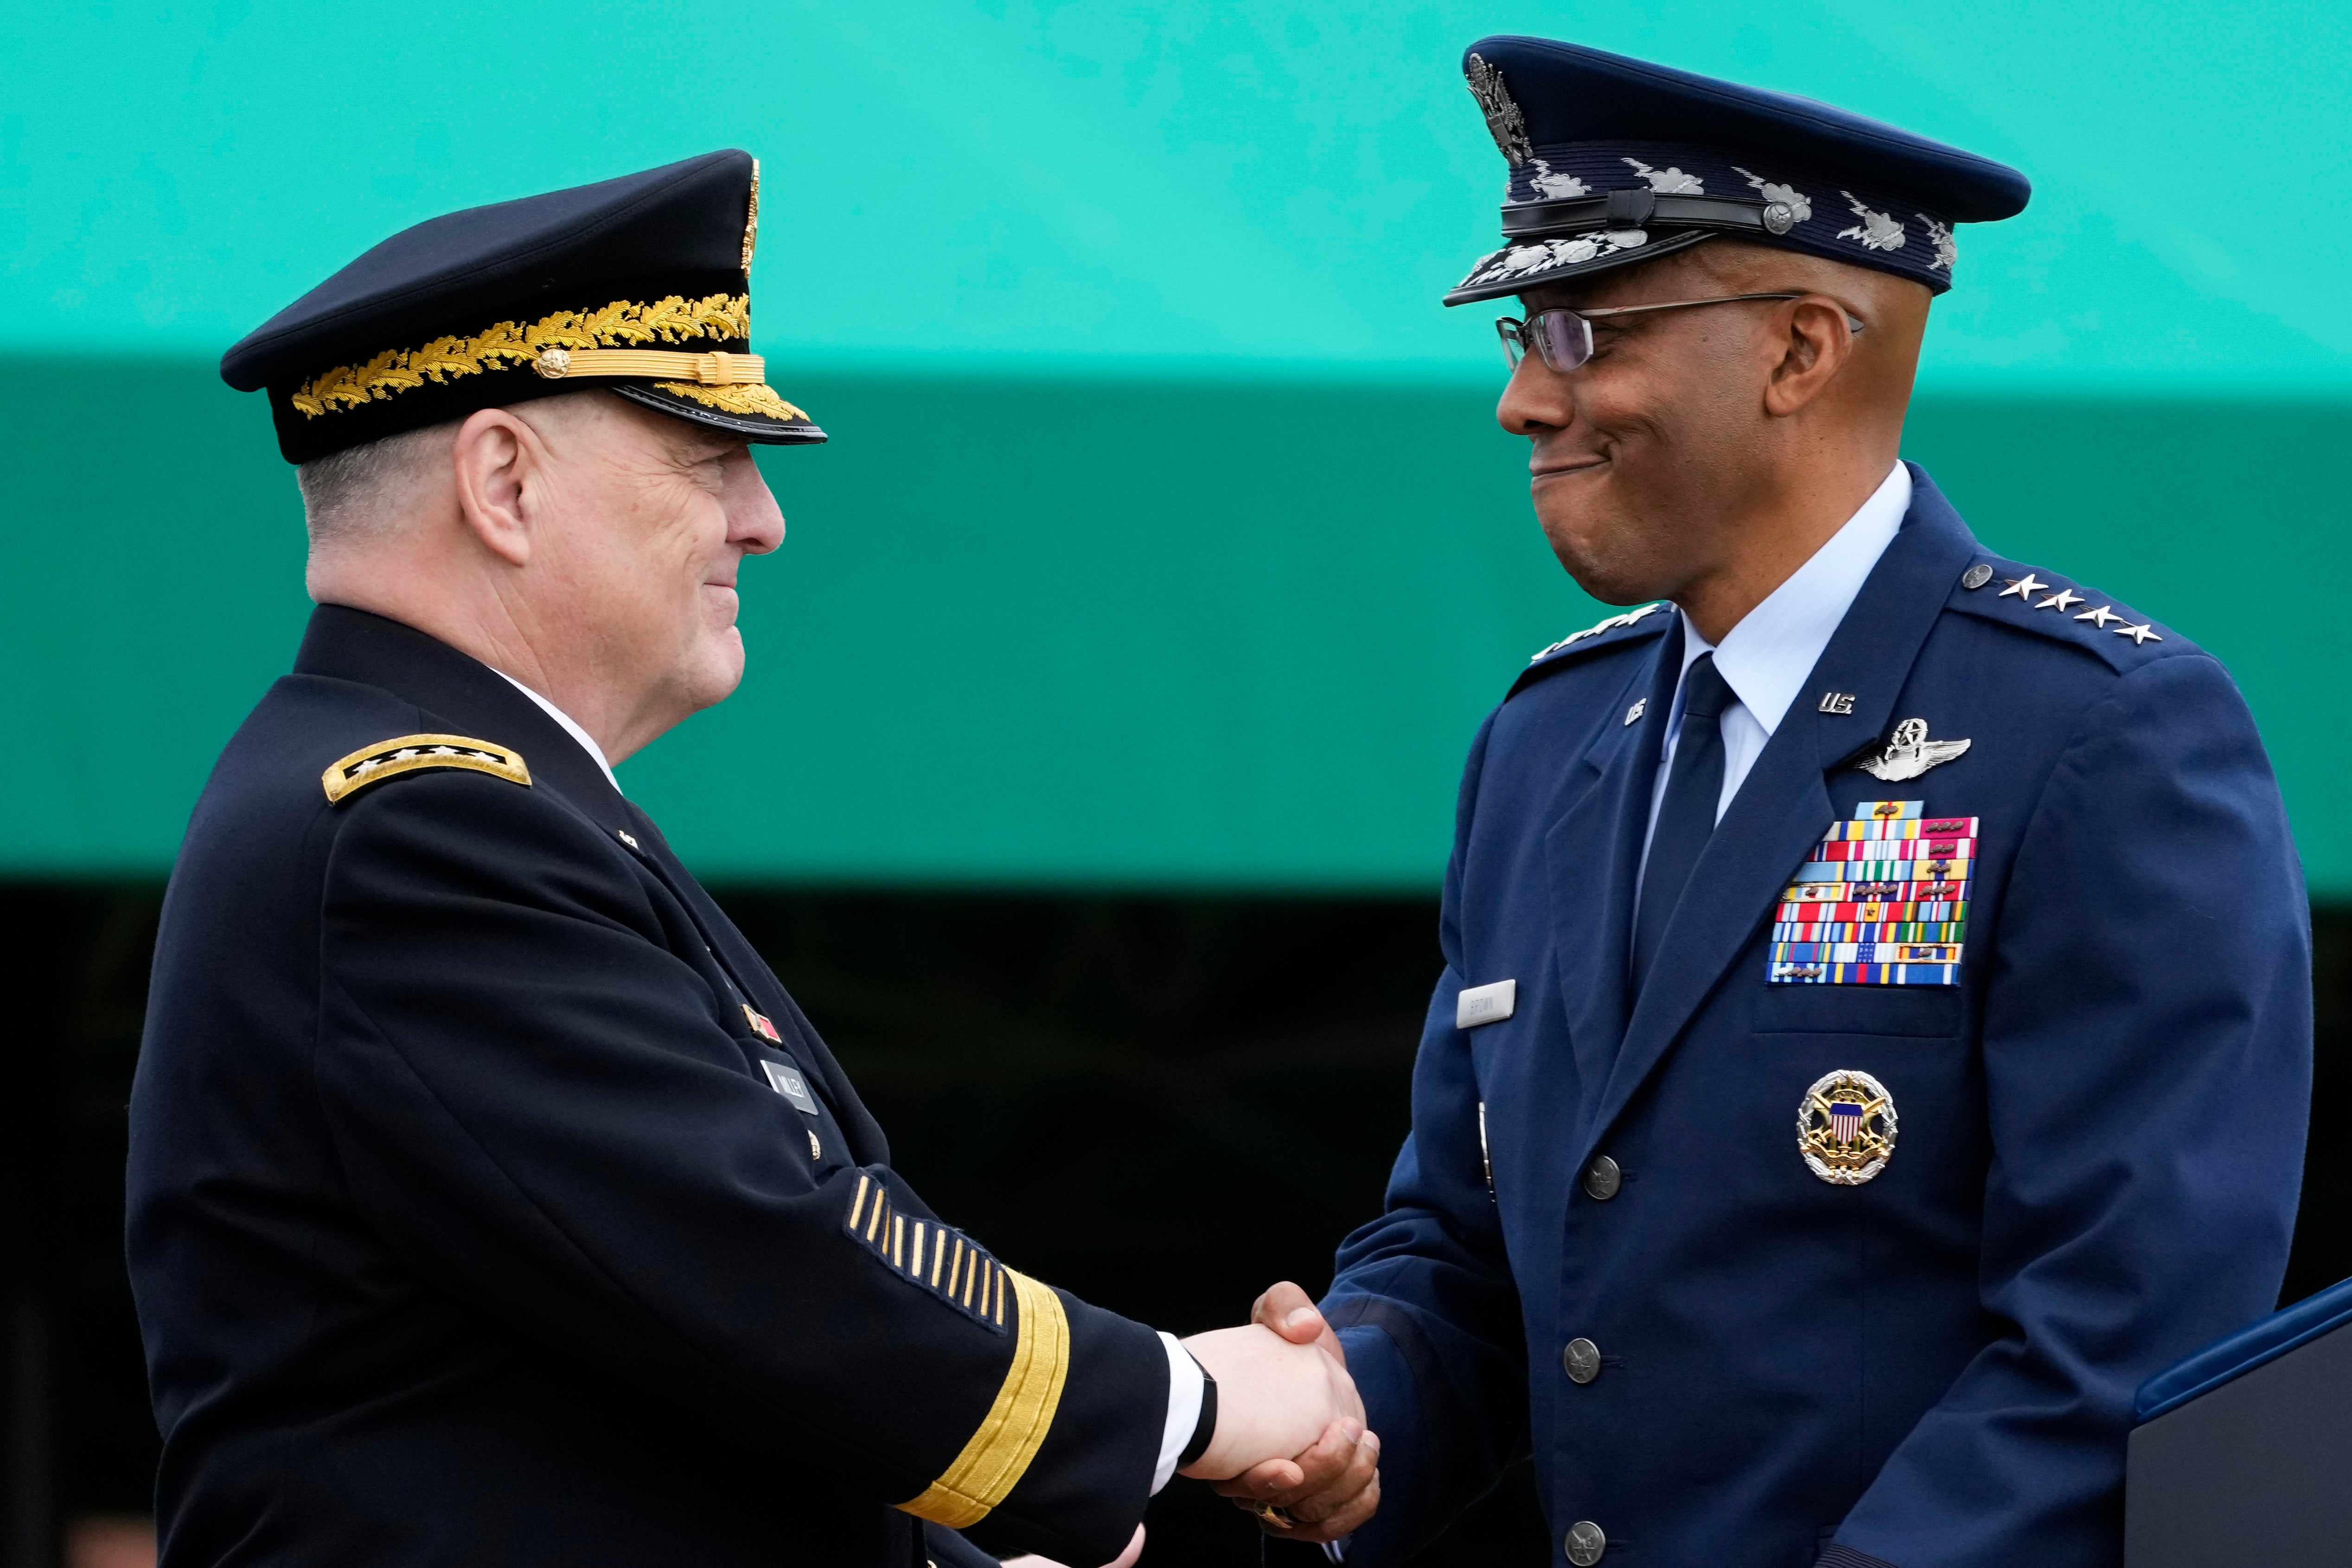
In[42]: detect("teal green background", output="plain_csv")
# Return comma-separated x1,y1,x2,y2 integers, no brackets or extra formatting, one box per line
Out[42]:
5,3,2346,890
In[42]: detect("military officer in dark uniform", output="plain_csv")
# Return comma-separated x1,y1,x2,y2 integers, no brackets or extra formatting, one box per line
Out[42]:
127,151,1378,1568
1239,38,2312,1568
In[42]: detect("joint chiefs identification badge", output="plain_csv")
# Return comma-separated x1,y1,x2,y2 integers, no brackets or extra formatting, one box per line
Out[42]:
1798,1069,1898,1184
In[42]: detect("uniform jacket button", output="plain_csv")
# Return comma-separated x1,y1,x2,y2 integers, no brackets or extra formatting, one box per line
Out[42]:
1562,1337,1601,1384
1566,1519,1607,1564
1583,1154,1622,1201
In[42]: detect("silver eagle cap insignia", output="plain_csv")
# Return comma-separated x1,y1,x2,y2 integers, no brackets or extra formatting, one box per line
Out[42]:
1464,53,1534,165
1854,717,1972,782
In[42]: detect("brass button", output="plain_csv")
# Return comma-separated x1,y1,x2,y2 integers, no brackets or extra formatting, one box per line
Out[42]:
1583,1154,1622,1201
1566,1520,1607,1565
1562,1337,1601,1384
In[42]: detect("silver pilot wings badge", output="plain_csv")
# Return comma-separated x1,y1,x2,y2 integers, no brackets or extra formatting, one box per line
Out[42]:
1855,718,1971,782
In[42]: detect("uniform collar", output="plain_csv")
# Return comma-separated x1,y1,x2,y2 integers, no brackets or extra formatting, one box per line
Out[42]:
293,603,627,816
1671,460,1911,735
488,668,621,794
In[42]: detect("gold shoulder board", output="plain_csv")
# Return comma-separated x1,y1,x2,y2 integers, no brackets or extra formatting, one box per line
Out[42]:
322,734,531,804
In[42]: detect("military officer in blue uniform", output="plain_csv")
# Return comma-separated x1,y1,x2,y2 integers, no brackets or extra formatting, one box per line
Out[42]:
1241,38,2313,1568
126,151,1377,1568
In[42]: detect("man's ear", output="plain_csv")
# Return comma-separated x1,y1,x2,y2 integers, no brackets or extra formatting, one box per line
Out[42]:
450,407,542,567
1761,296,1859,418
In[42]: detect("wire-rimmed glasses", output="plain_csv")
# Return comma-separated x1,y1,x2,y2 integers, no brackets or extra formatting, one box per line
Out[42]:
1496,292,1839,373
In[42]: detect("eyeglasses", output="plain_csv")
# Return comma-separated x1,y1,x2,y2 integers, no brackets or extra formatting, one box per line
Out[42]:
1495,292,1860,374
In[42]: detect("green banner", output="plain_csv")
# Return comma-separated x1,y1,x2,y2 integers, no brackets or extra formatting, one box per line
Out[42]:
6,360,2343,890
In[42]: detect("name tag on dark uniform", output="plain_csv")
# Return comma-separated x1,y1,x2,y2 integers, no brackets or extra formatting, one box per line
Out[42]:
761,1059,821,1114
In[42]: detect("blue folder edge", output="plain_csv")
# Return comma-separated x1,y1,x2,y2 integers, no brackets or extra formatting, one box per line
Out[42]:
2135,1274,2352,1424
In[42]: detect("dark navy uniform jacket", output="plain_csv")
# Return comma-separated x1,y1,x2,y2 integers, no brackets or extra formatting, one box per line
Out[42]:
128,606,1165,1568
1296,468,2310,1568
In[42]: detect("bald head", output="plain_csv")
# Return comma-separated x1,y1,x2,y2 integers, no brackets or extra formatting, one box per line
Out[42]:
1495,236,1931,642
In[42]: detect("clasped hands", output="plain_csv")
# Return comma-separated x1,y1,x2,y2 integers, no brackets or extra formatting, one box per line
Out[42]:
1181,1280,1380,1543
1004,1283,1376,1568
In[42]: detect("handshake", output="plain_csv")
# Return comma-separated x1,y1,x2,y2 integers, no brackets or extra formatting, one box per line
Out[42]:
1007,1283,1379,1568
1180,1280,1381,1538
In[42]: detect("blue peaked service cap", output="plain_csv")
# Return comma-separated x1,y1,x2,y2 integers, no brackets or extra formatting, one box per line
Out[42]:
222,150,826,464
1446,37,2031,306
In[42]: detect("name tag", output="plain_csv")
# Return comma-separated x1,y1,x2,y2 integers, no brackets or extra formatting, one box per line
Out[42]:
1457,979,1517,1029
761,1059,821,1115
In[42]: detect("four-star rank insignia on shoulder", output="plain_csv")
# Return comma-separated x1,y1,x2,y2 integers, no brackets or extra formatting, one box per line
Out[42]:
321,734,531,803
1770,800,1975,986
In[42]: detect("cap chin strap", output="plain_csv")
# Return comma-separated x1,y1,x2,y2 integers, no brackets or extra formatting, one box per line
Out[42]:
531,347,766,385
1501,187,1798,241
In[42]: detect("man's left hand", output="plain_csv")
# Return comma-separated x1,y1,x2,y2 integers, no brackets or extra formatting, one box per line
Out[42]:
1212,1414,1381,1542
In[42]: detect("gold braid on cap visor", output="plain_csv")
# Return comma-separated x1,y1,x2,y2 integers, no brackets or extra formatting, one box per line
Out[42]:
287,293,808,422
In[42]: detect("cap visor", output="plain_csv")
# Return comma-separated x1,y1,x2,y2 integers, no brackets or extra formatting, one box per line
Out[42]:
1443,228,1711,306
609,381,827,444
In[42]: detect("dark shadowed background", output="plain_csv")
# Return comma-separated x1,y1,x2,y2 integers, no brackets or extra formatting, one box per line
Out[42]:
7,891,2347,1565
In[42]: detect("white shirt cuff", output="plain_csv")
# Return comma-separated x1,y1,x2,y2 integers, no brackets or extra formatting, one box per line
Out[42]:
1152,1331,1205,1494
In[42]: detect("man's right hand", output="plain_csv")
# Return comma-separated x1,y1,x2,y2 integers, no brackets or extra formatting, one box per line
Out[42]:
1176,1322,1363,1481
1202,1281,1381,1542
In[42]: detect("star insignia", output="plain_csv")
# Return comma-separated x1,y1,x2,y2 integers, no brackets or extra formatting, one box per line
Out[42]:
2074,604,2124,629
2114,622,2163,645
1998,573,2048,599
2035,589,2084,612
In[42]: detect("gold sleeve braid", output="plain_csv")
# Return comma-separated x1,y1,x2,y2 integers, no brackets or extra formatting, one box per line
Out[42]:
897,1268,1071,1529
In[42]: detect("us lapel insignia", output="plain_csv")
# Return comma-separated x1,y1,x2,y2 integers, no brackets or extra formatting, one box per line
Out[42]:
1855,717,1971,781
1798,1069,1898,1184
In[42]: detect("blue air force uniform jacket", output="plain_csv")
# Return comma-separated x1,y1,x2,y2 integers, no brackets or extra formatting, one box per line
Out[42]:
127,606,1166,1568
1302,469,2310,1568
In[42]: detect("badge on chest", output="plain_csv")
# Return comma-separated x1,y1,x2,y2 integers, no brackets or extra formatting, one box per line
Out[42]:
1799,1069,1898,1184
1768,800,1976,987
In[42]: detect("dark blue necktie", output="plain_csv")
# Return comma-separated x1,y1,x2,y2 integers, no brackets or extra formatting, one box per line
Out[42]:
1632,653,1733,995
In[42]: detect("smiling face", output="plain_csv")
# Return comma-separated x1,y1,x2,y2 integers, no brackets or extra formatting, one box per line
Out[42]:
511,393,786,747
1493,239,1927,632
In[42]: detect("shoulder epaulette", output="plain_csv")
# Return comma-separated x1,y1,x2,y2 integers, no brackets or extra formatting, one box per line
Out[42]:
322,734,531,804
1528,601,1669,665
1947,559,2190,669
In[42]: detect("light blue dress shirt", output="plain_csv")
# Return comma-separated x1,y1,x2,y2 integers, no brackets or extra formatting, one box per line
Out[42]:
1638,461,1911,887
